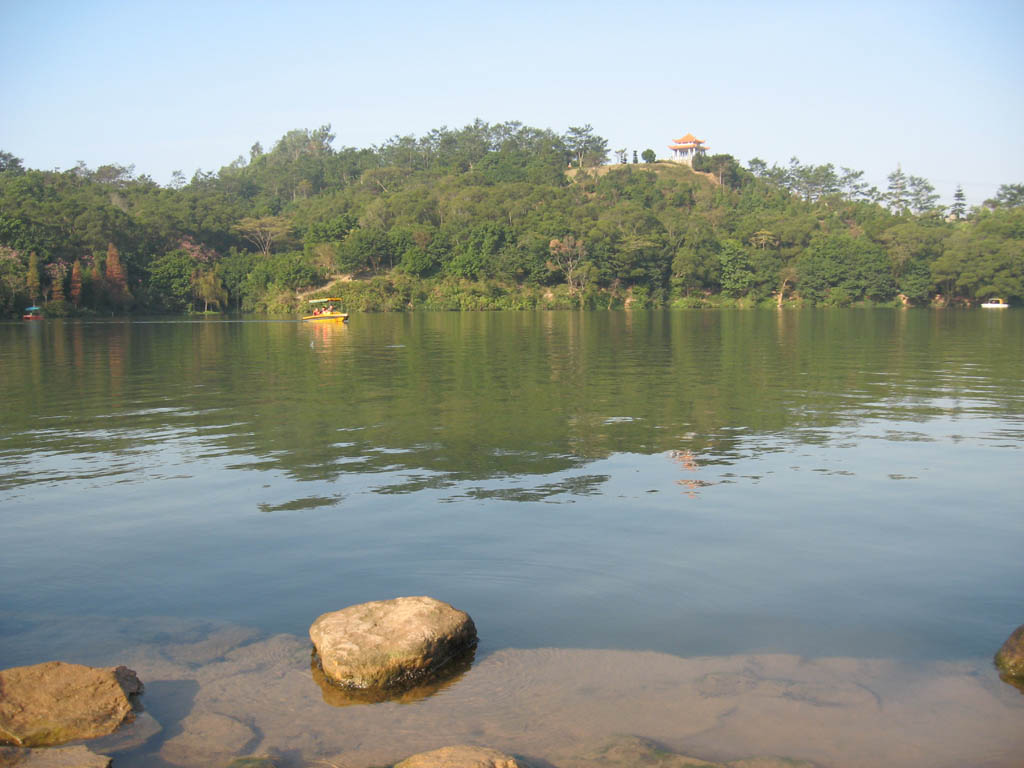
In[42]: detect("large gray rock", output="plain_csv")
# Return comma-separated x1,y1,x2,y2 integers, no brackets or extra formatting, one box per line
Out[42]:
0,745,112,767
994,623,1024,687
0,662,143,747
394,745,524,768
309,596,477,690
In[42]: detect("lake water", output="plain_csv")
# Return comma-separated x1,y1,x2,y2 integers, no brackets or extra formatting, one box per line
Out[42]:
1,310,1022,767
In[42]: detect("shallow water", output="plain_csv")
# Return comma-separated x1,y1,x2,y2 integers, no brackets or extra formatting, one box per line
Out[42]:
1,310,1023,766
3,616,1023,767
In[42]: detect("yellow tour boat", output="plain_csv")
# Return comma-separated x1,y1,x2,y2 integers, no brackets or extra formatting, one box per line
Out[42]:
981,297,1009,308
303,298,349,322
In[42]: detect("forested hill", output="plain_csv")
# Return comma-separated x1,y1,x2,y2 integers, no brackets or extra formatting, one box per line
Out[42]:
1,120,1022,316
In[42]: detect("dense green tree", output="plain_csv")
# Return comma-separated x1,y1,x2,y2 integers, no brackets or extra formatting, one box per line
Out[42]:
641,149,656,164
0,151,25,174
564,124,609,168
695,154,747,189
339,227,392,274
797,233,896,305
718,239,755,297
0,247,28,314
148,251,196,312
986,183,1024,209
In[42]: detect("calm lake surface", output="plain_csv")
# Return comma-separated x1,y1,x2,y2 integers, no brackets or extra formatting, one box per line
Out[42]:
1,310,1022,767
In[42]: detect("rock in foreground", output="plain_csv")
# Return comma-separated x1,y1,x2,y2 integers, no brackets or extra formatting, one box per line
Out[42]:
994,623,1024,686
0,745,112,767
0,662,143,747
395,745,524,768
310,596,477,690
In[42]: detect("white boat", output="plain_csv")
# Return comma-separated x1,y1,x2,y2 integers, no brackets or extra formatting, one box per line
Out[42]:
981,298,1009,308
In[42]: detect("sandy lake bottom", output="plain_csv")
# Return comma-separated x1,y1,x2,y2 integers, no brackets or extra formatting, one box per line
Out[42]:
3,616,1022,768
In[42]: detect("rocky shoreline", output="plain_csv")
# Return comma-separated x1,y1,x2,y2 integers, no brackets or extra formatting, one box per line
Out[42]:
2,601,1022,768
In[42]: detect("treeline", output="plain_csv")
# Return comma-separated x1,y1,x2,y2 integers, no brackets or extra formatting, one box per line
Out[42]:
0,120,1022,316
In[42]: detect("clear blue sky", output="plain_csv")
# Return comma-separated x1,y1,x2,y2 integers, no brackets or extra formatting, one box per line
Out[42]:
2,0,1022,206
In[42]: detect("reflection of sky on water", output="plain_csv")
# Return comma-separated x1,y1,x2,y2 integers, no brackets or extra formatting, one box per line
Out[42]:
1,312,1022,669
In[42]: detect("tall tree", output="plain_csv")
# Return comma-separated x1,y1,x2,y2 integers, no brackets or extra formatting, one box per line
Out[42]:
193,267,228,312
48,263,65,302
69,259,83,306
233,216,292,257
105,242,131,307
908,175,939,214
950,185,967,220
26,251,41,303
548,236,587,295
886,165,910,212
641,149,656,164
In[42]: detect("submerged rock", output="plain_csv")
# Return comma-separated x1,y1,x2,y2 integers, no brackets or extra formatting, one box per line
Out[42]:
560,735,817,768
994,623,1024,684
80,711,161,754
223,757,279,768
309,596,477,690
159,710,256,766
0,745,112,767
0,662,143,747
394,745,525,768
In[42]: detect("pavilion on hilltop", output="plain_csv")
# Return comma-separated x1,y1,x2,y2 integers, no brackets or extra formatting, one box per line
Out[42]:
668,133,709,166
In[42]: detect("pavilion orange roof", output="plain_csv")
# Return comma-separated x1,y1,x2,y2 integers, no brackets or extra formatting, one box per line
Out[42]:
668,132,708,151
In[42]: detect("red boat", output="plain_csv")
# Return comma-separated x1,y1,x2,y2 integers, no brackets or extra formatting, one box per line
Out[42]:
22,306,42,320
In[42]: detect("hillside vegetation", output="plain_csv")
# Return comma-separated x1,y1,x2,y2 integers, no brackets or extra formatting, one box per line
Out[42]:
1,120,1021,316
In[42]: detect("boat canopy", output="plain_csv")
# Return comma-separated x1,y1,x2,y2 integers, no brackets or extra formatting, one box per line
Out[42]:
24,306,41,311
308,298,343,303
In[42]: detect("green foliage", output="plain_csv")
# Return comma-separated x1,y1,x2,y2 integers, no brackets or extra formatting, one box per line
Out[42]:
718,239,755,298
41,299,73,317
0,248,28,314
0,122,1022,315
25,251,41,303
147,250,196,312
986,183,1024,209
339,227,392,274
565,124,609,168
193,267,228,311
250,251,320,291
797,233,897,305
